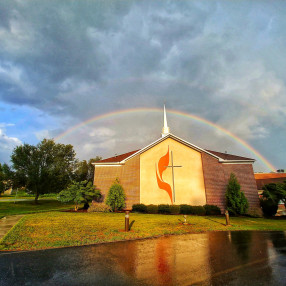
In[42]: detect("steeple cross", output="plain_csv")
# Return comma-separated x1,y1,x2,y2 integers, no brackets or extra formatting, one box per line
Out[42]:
165,151,182,203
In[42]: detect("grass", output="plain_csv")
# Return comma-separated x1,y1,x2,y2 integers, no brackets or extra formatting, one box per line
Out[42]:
0,212,285,251
0,200,75,217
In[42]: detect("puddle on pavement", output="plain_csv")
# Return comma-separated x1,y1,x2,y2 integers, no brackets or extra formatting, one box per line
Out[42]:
0,231,286,285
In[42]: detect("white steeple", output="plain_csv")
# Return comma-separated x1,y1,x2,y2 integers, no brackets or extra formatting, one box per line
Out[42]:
162,104,170,137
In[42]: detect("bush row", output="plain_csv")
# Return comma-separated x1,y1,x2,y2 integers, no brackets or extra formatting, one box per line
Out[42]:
132,204,221,215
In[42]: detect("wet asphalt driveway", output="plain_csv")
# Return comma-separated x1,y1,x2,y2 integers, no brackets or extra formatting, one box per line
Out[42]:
0,231,285,286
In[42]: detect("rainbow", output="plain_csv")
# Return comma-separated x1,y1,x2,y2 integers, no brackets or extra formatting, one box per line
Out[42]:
55,107,276,171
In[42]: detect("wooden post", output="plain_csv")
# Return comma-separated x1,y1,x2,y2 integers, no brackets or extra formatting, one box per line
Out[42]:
225,210,230,226
125,210,130,232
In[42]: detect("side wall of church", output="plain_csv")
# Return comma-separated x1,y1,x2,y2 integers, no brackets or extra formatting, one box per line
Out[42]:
93,155,140,208
201,153,261,214
201,153,227,211
222,164,261,214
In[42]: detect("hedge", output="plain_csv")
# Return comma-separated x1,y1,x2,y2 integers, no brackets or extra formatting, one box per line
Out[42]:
132,204,147,213
146,205,158,214
132,203,221,215
204,204,221,215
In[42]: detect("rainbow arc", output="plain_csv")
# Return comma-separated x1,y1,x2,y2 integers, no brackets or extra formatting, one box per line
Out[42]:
55,108,276,172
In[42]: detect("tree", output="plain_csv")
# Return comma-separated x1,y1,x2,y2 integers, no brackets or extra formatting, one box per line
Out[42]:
225,173,249,215
262,182,286,207
106,179,126,211
74,157,102,183
0,164,5,195
0,163,14,195
11,139,76,202
260,182,286,216
57,180,102,211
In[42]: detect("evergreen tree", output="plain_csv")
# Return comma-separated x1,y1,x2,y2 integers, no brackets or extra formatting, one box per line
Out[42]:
225,173,249,215
106,179,126,211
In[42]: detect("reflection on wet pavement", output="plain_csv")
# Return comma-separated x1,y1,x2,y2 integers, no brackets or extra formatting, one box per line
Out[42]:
0,231,285,285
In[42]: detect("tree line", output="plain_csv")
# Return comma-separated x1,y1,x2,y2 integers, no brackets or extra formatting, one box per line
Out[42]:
0,139,102,202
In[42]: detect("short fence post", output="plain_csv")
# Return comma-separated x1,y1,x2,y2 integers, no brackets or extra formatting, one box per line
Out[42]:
225,210,230,226
125,210,130,232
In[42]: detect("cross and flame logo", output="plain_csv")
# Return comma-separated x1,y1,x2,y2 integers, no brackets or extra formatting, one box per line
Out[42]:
155,146,173,204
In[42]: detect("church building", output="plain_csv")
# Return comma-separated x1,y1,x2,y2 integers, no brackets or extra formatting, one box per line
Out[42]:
93,107,260,213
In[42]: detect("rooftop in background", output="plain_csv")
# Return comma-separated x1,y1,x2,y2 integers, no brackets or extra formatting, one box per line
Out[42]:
254,173,286,179
254,172,286,190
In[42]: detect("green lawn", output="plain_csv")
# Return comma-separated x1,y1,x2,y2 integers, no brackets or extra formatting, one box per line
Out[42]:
0,200,75,217
1,212,285,251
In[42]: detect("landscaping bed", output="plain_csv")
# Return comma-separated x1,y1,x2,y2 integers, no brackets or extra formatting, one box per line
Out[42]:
0,212,285,251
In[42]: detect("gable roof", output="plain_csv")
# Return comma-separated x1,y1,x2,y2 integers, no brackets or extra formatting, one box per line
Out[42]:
95,133,255,165
205,150,253,161
98,150,139,163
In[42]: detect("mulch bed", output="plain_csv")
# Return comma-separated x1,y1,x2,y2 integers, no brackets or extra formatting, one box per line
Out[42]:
61,209,88,213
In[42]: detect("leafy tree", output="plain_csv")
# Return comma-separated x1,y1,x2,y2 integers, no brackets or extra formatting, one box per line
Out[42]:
225,173,249,215
0,163,14,195
260,182,286,216
0,164,5,195
74,157,102,183
106,179,126,211
260,199,278,217
11,139,76,202
58,180,102,211
74,160,89,182
262,182,286,207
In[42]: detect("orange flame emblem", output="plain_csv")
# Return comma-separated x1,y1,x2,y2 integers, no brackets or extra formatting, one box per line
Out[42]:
156,146,173,204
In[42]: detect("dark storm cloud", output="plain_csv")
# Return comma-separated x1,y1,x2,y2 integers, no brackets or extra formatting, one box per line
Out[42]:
0,0,286,170
0,1,216,115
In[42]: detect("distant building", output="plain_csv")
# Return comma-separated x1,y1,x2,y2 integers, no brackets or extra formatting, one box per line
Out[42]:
255,172,286,215
93,106,261,213
255,173,286,191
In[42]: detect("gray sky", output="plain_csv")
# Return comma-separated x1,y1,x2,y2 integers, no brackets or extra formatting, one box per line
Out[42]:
0,0,285,172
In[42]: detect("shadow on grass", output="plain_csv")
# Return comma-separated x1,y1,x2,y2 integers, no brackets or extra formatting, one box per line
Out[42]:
203,217,226,226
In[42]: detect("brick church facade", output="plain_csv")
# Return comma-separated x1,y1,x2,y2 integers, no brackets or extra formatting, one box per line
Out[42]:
93,108,260,214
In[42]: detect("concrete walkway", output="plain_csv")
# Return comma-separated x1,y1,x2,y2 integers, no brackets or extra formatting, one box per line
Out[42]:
0,215,24,240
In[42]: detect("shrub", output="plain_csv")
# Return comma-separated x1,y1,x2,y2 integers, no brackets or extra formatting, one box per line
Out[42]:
158,204,171,214
170,205,180,214
225,173,249,215
191,206,206,215
204,204,221,215
147,204,158,214
87,203,111,213
58,180,102,211
106,179,126,211
180,204,192,214
260,199,278,217
132,204,147,213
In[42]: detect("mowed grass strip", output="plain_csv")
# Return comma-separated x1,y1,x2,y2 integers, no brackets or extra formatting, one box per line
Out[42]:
0,200,75,217
1,212,285,251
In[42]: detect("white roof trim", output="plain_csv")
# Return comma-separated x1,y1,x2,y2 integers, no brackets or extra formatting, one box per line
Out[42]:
92,162,123,166
121,133,223,163
94,133,255,166
220,160,255,164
